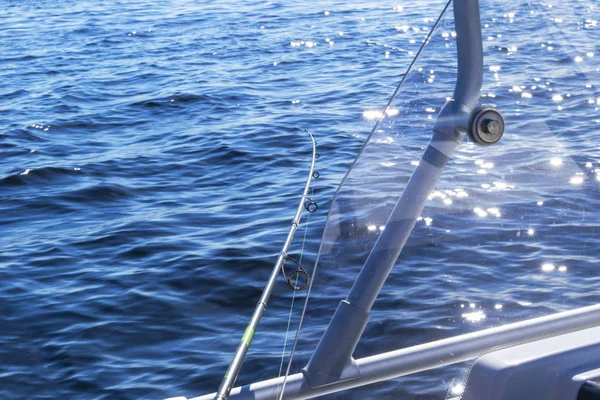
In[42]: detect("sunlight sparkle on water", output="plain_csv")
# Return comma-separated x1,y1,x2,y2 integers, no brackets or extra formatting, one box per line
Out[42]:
362,110,383,120
451,384,465,396
492,181,514,191
463,310,486,323
527,228,535,236
569,175,584,185
291,41,316,48
541,263,555,272
474,207,488,217
455,189,468,198
487,207,501,217
558,265,567,272
550,157,563,166
362,108,400,120
552,94,564,102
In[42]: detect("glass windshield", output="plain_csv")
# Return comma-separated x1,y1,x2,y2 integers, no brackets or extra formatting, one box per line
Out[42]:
289,0,600,399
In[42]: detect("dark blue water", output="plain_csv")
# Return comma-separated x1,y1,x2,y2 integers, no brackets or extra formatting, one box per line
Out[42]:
1,1,599,399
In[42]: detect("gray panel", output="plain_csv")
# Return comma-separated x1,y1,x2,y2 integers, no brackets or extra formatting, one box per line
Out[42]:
462,327,600,400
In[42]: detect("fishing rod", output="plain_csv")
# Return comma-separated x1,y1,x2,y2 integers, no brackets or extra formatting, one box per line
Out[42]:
213,129,318,400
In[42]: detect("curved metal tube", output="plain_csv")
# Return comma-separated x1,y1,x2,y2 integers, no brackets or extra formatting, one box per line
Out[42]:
453,0,483,109
432,0,484,143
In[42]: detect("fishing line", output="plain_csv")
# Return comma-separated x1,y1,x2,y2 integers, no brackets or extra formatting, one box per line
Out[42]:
277,2,453,398
277,183,315,379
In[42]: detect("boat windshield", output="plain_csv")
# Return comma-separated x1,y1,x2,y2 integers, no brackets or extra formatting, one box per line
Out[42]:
290,0,600,398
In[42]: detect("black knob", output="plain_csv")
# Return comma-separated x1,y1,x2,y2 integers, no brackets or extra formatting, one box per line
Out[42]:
468,106,505,146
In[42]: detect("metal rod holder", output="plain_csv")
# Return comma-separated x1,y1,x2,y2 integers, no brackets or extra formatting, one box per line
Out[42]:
303,0,484,386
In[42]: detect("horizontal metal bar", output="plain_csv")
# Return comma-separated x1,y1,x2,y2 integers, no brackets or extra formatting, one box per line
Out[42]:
185,304,600,400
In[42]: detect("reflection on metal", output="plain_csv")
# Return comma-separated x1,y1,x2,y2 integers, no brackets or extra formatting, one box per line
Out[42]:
190,304,600,400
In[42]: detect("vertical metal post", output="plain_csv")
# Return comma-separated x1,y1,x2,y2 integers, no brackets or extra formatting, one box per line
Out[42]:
303,0,484,387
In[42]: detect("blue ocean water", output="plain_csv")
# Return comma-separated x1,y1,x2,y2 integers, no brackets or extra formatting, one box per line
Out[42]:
1,1,599,399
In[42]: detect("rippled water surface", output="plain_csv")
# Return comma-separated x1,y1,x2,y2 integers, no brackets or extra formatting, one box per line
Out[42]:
1,1,599,399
